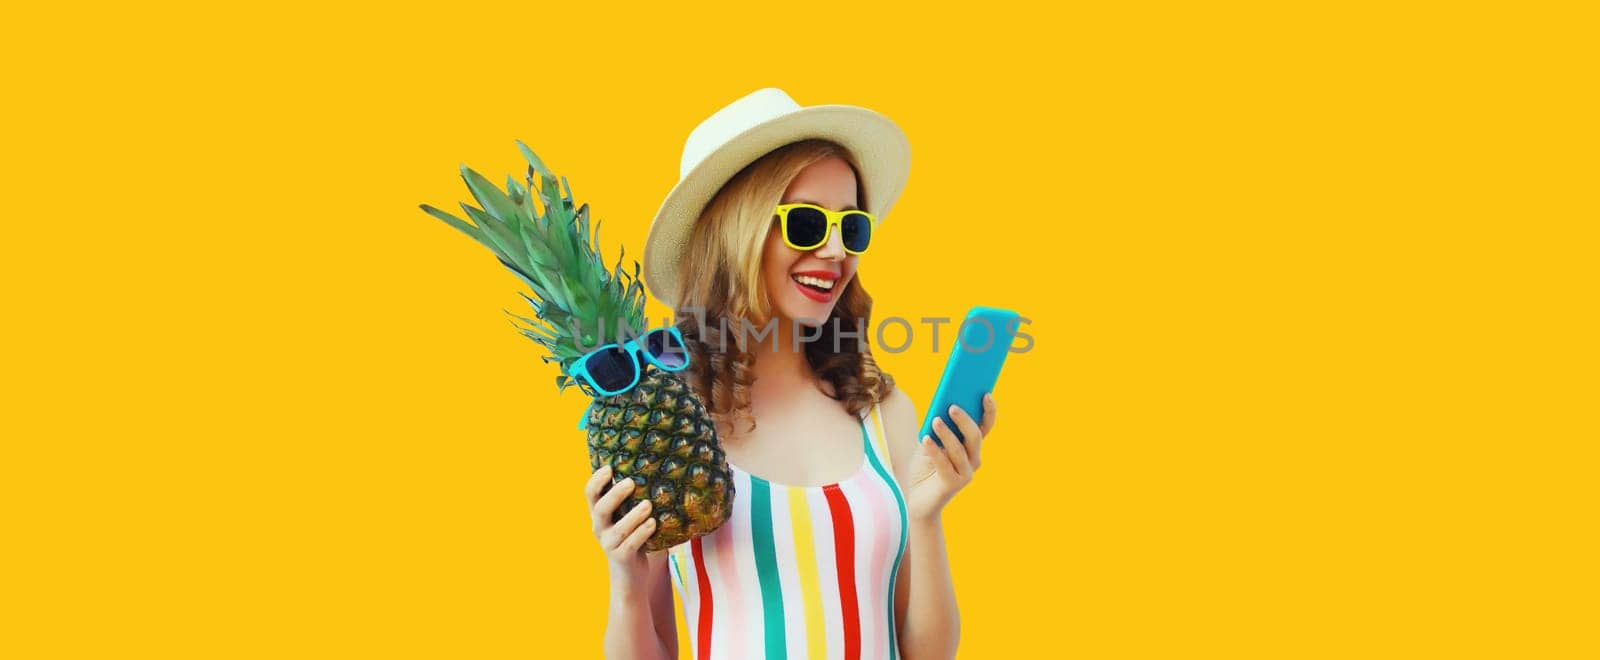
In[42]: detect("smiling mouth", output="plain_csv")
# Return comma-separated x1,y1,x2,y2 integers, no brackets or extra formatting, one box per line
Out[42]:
791,274,836,293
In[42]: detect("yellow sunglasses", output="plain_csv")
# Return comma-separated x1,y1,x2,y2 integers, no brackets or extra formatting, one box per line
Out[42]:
772,203,877,255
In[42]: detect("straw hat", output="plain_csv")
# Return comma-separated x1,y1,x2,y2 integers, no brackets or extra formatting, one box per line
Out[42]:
641,87,911,307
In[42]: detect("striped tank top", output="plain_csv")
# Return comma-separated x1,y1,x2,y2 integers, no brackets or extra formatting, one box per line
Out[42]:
667,402,910,660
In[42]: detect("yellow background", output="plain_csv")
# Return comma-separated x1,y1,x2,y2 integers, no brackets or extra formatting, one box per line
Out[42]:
3,1,1595,657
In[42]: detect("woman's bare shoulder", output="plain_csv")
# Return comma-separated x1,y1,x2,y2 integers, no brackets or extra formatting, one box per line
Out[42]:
880,385,919,480
881,384,916,429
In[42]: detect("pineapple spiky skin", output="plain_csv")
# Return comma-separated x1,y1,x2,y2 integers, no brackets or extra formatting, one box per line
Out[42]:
588,366,732,552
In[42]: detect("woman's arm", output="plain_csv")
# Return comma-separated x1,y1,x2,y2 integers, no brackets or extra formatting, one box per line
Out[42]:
881,386,995,660
897,511,960,659
649,551,679,657
603,551,676,659
883,388,960,658
586,465,677,659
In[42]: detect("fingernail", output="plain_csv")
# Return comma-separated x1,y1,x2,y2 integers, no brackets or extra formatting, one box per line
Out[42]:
934,417,945,429
949,404,959,415
600,465,611,474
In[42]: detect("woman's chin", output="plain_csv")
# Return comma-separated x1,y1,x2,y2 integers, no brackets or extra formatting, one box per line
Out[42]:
776,299,836,328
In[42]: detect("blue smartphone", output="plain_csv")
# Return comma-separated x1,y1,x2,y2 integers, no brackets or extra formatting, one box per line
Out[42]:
920,306,1021,447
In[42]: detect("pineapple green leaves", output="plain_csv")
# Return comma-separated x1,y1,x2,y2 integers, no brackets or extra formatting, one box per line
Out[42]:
421,141,647,382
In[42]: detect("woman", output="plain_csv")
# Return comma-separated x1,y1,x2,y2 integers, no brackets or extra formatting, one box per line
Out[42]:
583,88,997,660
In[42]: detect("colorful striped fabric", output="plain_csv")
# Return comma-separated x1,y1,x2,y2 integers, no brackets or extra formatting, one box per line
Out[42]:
667,402,910,660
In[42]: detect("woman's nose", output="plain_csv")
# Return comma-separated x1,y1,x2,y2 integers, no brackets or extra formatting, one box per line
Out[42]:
813,225,847,260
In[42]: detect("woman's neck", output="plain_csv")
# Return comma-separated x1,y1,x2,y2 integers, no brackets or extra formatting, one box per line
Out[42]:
749,316,815,399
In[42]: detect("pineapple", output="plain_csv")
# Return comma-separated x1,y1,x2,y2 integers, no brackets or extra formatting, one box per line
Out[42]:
420,141,733,551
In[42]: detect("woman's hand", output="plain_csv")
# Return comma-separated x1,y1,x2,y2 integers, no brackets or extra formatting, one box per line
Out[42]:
904,393,997,522
584,464,659,588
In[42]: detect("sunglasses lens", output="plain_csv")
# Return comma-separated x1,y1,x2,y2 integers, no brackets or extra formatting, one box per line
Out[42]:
784,207,829,248
644,329,688,370
841,213,872,252
583,345,636,393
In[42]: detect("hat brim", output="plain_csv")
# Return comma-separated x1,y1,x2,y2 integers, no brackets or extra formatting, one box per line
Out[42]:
642,104,910,307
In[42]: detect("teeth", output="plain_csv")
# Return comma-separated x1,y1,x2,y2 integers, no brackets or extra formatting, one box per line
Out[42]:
793,274,835,290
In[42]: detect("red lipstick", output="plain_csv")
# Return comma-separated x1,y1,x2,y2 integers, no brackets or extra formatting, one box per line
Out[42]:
789,270,840,303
